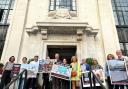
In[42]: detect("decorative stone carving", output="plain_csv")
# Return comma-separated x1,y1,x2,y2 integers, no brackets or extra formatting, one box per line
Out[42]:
26,21,99,41
41,28,48,40
85,27,98,37
53,7,71,19
77,29,84,41
26,26,38,34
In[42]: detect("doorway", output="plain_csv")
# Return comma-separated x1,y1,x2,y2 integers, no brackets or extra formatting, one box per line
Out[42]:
47,45,77,64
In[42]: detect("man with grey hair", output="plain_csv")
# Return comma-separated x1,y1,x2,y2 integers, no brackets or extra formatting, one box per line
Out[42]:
52,53,62,89
115,50,128,89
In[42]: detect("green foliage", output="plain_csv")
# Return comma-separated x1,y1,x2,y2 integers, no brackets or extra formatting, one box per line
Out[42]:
27,58,34,64
86,58,93,65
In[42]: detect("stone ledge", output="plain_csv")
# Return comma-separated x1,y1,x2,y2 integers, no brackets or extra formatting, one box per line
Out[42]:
26,21,99,40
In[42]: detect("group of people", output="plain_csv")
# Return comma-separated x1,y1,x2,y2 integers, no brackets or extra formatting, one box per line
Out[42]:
0,49,127,89
105,50,128,89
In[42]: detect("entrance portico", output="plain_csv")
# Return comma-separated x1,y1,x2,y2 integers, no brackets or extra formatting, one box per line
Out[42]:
25,20,99,63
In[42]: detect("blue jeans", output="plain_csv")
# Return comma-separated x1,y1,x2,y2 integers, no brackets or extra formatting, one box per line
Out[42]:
18,78,25,89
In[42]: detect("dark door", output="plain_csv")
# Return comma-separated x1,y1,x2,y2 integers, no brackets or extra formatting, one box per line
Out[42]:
47,45,76,64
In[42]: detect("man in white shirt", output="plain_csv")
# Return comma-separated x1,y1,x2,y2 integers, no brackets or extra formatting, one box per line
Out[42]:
26,55,39,89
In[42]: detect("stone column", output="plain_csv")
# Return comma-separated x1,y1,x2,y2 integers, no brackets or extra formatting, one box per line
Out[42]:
1,0,30,63
97,0,120,56
87,35,96,58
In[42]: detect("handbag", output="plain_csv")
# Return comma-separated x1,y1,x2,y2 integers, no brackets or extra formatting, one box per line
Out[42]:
71,71,77,77
71,63,78,77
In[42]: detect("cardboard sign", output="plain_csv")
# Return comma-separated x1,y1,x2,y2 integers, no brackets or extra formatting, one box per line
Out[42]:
12,64,21,76
20,63,39,78
107,60,128,85
82,70,105,87
51,64,71,80
38,59,55,73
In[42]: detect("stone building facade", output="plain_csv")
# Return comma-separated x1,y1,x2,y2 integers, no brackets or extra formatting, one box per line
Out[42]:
1,0,120,65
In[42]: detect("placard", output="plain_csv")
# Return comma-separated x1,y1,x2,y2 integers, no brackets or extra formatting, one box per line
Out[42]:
51,64,71,80
107,60,128,85
82,70,105,87
38,59,55,73
12,64,21,76
27,63,39,78
20,63,39,78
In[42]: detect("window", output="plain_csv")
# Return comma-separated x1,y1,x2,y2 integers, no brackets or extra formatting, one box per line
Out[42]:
0,0,15,59
112,0,128,25
0,0,15,24
49,0,76,11
112,0,128,56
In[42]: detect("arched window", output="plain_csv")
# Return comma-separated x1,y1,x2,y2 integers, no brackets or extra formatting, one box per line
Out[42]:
49,0,76,11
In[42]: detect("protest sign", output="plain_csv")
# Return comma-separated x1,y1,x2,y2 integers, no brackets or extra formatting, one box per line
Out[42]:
51,64,71,80
38,59,55,73
81,70,105,87
12,64,21,76
107,60,128,85
27,63,39,78
20,62,39,78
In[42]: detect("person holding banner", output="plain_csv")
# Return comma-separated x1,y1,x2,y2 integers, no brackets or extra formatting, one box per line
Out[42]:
18,57,28,89
105,54,115,89
0,56,15,89
61,58,70,89
71,56,81,89
81,59,90,89
91,58,103,89
26,55,39,89
42,57,50,89
52,53,62,89
114,50,128,89
81,59,90,71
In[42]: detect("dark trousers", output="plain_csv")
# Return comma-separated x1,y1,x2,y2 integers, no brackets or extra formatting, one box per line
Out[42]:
114,85,128,89
42,73,50,89
52,77,61,89
107,77,114,89
18,78,25,89
114,85,124,89
26,78,37,89
0,70,12,89
61,79,70,89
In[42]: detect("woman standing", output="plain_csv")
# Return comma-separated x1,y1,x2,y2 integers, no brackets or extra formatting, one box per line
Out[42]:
18,57,28,89
91,58,103,89
61,58,70,89
0,56,15,89
105,54,115,89
71,56,81,89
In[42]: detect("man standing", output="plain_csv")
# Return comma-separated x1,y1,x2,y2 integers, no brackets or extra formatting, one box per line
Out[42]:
115,50,128,89
42,57,50,89
52,53,62,89
26,55,39,89
55,53,62,64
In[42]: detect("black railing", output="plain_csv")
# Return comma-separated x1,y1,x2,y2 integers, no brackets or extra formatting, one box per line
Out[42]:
4,69,27,89
88,70,106,89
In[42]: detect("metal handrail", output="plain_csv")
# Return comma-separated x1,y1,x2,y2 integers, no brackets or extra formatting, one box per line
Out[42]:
3,69,27,89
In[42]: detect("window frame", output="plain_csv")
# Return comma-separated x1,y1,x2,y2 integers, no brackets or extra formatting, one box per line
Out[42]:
49,0,77,11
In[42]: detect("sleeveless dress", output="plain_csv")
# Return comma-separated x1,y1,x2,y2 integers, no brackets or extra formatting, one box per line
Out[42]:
71,63,81,81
